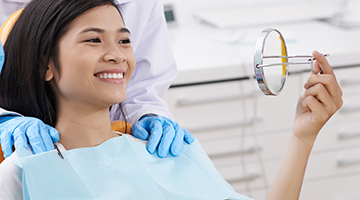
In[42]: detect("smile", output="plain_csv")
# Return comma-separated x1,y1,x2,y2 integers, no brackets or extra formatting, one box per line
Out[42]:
96,73,124,79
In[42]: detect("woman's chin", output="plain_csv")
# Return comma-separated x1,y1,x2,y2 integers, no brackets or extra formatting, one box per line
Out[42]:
107,97,127,106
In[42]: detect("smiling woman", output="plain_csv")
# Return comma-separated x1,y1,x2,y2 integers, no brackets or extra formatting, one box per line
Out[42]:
43,4,135,149
0,0,139,199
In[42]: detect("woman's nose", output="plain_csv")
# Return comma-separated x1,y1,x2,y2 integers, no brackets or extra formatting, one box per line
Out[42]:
103,46,126,64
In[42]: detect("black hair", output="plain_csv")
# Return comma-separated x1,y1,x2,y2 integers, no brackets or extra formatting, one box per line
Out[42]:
0,0,125,127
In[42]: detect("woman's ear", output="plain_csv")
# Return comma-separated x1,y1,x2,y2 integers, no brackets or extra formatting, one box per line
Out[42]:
45,59,55,81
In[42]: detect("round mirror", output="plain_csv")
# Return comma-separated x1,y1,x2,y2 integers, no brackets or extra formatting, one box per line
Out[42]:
254,28,288,96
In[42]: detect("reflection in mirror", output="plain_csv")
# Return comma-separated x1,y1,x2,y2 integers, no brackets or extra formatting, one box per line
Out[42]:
254,28,328,96
262,31,287,95
254,28,288,96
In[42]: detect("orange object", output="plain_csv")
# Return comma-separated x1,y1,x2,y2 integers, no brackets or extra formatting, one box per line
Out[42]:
111,120,133,135
0,145,4,163
0,8,23,44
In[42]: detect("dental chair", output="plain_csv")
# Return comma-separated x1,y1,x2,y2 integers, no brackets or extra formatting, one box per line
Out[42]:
0,9,132,163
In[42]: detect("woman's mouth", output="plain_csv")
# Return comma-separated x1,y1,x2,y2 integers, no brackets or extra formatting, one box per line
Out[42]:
95,73,124,79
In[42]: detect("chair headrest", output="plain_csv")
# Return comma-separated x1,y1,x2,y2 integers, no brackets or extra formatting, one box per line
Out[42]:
0,9,23,44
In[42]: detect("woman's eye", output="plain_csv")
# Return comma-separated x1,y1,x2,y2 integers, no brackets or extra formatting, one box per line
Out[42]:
85,38,101,43
119,39,131,44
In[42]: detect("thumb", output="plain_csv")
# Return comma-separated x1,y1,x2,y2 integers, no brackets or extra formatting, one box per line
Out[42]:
131,122,150,140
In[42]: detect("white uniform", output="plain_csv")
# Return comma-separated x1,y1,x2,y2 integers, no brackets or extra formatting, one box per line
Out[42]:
0,0,177,124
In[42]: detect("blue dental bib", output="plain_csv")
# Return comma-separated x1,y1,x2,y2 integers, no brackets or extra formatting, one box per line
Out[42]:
14,135,252,200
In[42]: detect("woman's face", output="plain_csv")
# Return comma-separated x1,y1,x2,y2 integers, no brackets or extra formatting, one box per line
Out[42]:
47,5,135,110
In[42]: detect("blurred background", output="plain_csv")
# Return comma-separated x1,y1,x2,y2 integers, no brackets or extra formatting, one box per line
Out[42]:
161,0,360,199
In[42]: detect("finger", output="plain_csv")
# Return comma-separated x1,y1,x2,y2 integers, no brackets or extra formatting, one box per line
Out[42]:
136,116,152,132
157,124,175,158
312,50,336,77
0,129,15,158
183,129,195,144
304,75,343,108
302,95,329,124
170,124,184,156
26,125,47,154
146,120,163,154
49,127,60,143
303,83,338,116
304,74,342,96
38,125,55,152
13,128,30,152
131,123,150,140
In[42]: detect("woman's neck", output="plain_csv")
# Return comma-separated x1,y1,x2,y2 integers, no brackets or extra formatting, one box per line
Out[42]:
55,104,119,150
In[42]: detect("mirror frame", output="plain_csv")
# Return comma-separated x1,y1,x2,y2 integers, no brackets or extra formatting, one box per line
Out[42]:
254,28,288,96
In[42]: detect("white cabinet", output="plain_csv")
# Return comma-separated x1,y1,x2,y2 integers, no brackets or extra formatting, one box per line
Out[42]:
163,78,266,194
163,72,302,199
163,65,360,199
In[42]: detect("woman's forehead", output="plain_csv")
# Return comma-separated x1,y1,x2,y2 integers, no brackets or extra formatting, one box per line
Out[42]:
68,5,125,31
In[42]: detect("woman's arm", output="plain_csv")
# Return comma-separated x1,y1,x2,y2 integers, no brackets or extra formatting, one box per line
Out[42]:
265,51,343,200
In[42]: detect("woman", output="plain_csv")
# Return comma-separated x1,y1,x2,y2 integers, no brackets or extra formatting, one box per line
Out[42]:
0,0,192,160
0,0,343,199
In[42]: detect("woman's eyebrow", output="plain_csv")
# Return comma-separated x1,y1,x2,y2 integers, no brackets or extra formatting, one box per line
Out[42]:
118,28,130,35
79,27,130,34
80,27,104,34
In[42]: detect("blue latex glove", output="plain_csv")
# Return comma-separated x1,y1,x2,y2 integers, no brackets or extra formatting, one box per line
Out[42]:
131,115,195,158
0,116,60,158
0,40,4,74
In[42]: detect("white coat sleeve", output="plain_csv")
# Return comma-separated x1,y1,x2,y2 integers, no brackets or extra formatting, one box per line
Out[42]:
0,152,23,200
111,0,177,124
0,0,28,26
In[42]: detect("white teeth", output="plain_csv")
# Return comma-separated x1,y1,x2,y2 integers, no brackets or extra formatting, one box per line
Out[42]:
97,73,124,79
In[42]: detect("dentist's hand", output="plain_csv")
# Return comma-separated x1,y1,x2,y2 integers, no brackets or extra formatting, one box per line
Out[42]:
0,116,59,158
131,115,195,158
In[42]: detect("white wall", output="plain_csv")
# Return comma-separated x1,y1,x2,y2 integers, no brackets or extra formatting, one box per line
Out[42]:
162,0,360,28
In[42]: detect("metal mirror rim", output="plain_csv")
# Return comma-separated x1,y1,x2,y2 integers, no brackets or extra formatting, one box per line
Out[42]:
254,28,289,96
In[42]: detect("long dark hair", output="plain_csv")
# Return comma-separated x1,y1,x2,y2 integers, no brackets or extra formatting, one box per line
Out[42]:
0,0,123,127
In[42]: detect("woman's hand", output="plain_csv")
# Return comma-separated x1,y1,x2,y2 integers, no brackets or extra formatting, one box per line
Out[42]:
293,50,343,145
266,50,343,200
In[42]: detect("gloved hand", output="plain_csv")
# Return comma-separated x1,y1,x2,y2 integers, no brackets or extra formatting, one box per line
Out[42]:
131,115,194,158
0,40,4,74
0,116,60,158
